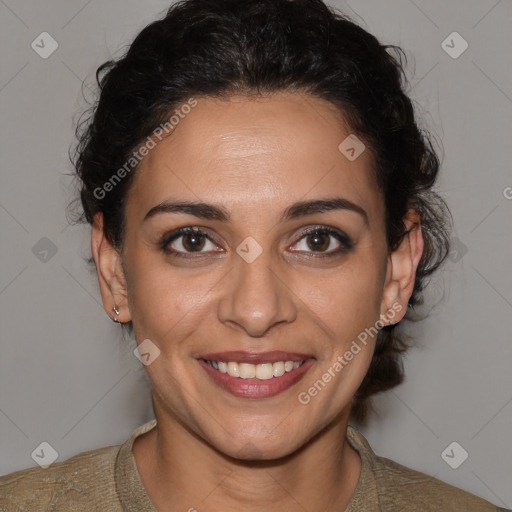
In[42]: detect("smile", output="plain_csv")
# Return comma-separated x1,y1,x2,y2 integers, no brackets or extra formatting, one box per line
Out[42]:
202,359,305,380
197,351,316,399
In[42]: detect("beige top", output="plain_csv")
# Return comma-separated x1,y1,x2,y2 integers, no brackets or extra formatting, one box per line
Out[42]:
0,419,507,511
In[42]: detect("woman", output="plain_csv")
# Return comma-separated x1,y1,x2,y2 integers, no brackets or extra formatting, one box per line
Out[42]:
0,0,507,510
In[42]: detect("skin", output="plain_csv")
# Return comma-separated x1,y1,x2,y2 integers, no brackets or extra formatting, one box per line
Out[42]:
91,92,423,511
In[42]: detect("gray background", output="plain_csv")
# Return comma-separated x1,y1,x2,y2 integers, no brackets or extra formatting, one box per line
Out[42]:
1,0,511,507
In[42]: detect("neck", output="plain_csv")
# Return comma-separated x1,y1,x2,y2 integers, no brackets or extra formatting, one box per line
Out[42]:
133,398,361,512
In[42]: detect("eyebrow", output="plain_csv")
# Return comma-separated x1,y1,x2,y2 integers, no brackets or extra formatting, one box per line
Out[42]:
143,197,369,226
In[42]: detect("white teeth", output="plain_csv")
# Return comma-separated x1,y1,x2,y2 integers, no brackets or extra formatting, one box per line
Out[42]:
255,363,273,380
205,359,305,379
273,361,285,377
227,362,239,377
239,363,256,379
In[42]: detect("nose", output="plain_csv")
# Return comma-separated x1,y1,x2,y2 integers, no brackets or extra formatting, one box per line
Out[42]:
217,252,297,338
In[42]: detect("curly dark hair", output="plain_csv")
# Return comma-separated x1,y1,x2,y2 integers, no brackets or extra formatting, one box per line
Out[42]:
68,0,452,423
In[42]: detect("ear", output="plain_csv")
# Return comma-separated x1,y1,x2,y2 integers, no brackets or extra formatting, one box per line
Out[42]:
91,212,131,323
380,209,424,326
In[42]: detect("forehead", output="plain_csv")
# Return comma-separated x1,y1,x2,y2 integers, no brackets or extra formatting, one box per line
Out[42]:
127,92,382,224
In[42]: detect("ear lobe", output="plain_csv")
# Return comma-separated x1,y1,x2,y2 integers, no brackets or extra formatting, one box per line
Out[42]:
380,210,424,325
91,212,131,323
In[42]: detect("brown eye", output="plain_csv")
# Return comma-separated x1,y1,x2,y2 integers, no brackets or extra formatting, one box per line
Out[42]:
289,227,353,256
181,232,206,252
161,227,220,256
305,232,330,252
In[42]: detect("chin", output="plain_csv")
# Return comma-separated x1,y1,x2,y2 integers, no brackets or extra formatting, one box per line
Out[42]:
209,428,303,462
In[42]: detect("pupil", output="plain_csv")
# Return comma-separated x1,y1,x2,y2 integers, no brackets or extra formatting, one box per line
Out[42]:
183,233,205,251
307,233,329,251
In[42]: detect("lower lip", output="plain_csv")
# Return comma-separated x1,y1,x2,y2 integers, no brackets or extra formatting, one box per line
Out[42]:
198,358,316,399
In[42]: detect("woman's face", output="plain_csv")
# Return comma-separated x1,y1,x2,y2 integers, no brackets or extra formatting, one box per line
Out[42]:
112,92,397,459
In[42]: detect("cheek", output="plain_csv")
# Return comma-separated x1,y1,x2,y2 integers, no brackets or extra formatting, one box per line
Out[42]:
125,249,220,343
298,258,384,342
291,261,384,422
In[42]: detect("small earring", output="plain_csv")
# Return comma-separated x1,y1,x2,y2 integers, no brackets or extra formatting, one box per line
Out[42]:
112,305,120,323
384,308,399,327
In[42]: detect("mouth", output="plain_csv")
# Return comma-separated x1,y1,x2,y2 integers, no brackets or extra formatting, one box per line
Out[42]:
197,351,316,399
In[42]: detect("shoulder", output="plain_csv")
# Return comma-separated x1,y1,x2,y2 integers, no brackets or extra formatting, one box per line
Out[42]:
347,425,507,512
0,444,121,512
373,454,503,511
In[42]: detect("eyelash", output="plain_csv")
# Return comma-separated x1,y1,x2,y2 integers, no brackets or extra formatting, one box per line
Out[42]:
160,226,353,260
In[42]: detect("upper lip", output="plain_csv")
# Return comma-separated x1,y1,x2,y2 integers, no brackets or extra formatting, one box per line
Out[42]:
197,350,315,364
